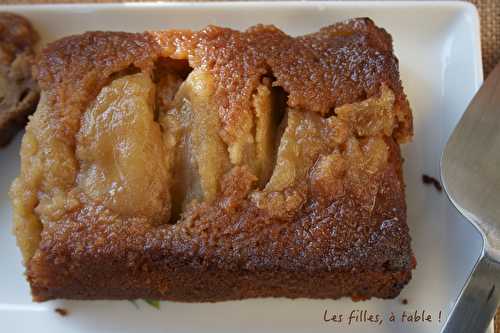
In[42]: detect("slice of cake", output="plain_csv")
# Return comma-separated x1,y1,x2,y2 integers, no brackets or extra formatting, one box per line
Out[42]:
10,18,414,302
0,13,39,147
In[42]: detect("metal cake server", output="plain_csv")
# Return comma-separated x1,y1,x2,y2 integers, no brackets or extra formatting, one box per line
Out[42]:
441,62,500,333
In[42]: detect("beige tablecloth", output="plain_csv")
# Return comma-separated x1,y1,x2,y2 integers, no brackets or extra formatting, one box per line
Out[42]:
2,0,499,330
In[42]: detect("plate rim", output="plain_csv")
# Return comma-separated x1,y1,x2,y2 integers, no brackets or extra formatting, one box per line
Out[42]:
0,1,488,332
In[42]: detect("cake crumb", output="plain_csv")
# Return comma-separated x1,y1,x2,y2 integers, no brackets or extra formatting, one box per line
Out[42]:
422,174,442,192
55,308,68,316
401,298,408,305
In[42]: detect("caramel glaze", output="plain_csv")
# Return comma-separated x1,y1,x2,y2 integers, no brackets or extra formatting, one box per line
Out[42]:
13,18,415,301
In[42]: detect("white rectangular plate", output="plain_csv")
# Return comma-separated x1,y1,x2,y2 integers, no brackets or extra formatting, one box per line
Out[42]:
0,2,490,333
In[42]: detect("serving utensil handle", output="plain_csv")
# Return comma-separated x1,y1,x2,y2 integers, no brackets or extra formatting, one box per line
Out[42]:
442,249,500,333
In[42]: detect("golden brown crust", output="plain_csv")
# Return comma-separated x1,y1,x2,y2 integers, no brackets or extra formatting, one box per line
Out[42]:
13,18,415,302
35,18,411,144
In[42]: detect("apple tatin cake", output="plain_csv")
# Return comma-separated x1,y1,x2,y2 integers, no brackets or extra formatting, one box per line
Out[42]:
11,18,415,301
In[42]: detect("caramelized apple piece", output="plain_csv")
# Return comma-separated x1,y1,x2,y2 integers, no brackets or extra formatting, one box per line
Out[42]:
160,69,230,217
335,84,396,137
226,94,255,172
252,83,279,186
76,72,170,222
342,135,389,206
264,109,347,192
333,87,394,204
227,81,279,186
157,72,184,112
252,109,349,216
309,151,347,200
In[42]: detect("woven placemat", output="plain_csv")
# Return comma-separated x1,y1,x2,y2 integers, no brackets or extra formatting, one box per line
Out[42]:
470,0,499,75
1,0,499,331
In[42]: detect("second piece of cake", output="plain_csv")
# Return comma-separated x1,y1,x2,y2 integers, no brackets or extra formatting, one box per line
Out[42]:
0,12,39,147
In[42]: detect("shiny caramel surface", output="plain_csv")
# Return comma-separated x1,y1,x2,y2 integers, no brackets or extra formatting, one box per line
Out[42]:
76,73,170,222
